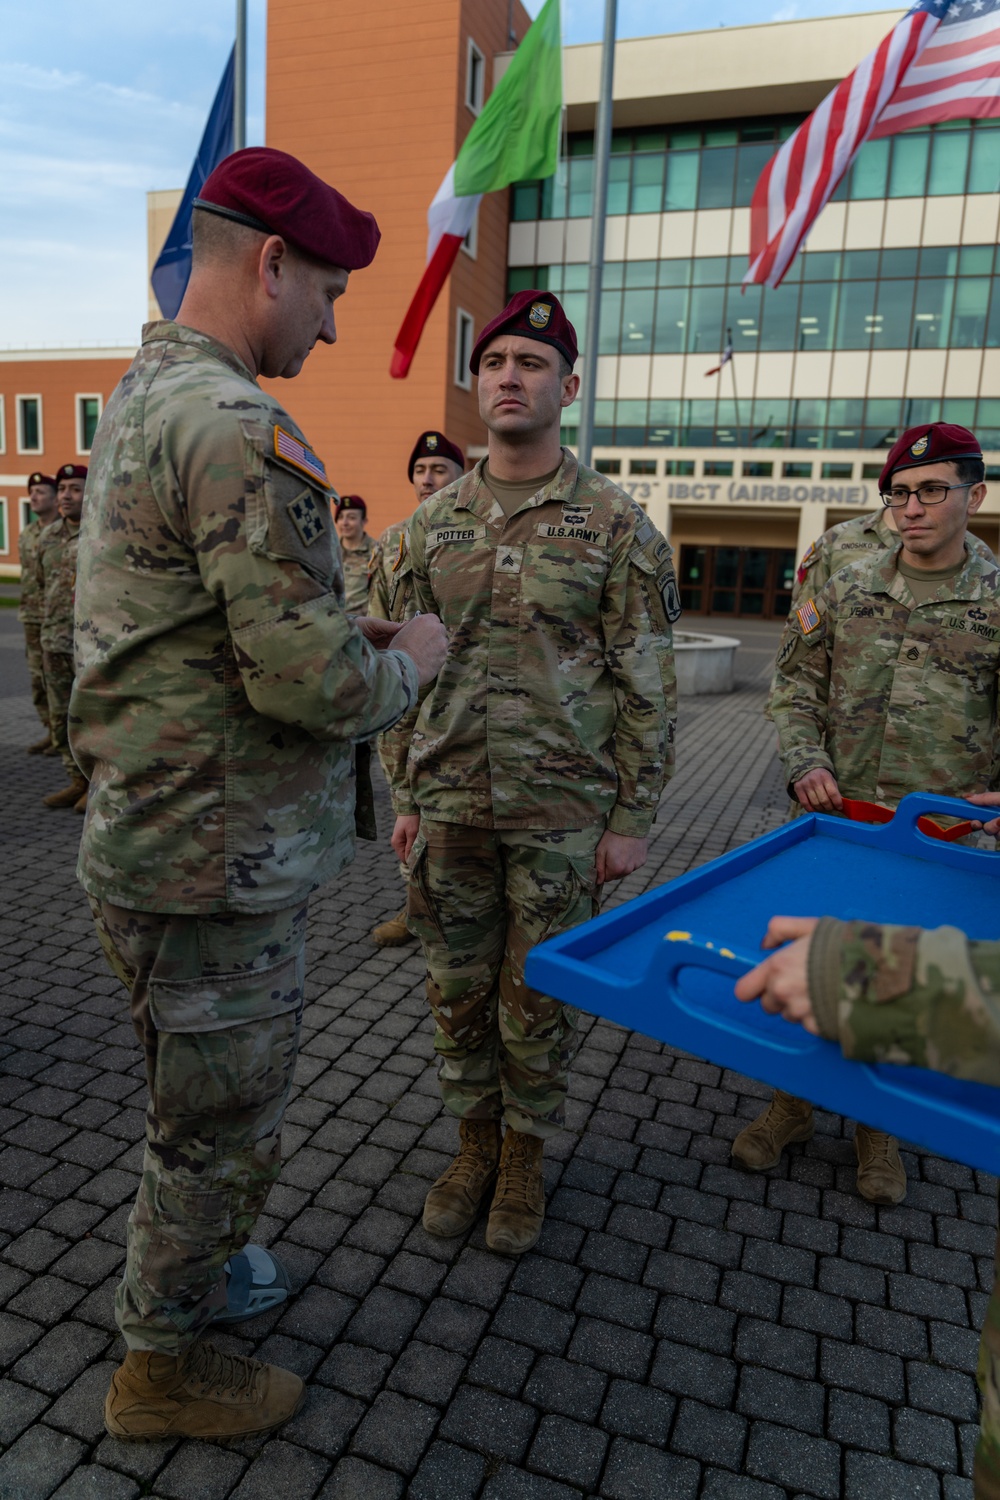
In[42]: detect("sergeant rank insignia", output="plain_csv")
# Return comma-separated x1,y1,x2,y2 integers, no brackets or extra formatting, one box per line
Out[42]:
796,598,821,634
274,426,328,486
529,301,552,329
288,490,324,547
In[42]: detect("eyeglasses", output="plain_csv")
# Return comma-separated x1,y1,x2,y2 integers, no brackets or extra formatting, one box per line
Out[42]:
880,481,972,508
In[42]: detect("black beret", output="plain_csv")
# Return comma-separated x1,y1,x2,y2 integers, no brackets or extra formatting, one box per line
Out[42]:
407,431,465,481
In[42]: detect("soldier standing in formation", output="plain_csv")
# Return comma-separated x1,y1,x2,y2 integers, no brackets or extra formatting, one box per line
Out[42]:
382,290,678,1256
367,429,465,947
333,493,376,614
734,422,999,1204
69,147,446,1443
37,463,88,812
18,471,58,754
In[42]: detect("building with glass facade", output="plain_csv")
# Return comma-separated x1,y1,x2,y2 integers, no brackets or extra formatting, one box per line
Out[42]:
503,10,1000,618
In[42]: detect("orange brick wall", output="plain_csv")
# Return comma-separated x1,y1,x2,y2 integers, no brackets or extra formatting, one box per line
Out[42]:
264,0,528,537
0,354,133,567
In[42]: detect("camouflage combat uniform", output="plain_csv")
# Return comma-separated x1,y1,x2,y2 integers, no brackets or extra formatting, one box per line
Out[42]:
36,516,81,777
383,450,678,1137
791,509,995,607
18,515,51,733
368,520,414,624
340,532,377,615
70,320,418,1355
805,917,1000,1499
770,544,1000,803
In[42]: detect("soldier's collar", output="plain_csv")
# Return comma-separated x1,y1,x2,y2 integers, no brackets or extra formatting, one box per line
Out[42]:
142,319,258,386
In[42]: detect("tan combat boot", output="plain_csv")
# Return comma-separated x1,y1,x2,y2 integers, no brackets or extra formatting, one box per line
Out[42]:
104,1341,304,1440
371,907,415,947
423,1119,501,1237
42,775,88,810
731,1090,815,1171
27,734,52,755
854,1125,906,1204
486,1128,545,1256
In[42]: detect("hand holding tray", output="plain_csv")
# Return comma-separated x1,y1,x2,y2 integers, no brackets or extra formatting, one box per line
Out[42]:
525,793,1000,1174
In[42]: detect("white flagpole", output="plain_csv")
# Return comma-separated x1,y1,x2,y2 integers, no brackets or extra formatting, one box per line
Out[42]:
576,0,617,468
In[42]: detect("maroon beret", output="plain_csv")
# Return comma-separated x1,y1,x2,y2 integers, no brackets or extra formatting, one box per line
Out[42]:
194,148,380,272
335,494,367,517
27,472,56,490
880,423,983,492
56,464,88,481
469,290,578,375
407,431,465,481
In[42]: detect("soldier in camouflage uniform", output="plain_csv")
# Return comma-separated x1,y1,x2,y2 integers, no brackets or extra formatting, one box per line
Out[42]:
367,430,465,946
737,422,998,1203
732,871,1000,1500
333,494,376,614
69,148,447,1443
17,471,58,753
37,463,88,810
383,291,677,1256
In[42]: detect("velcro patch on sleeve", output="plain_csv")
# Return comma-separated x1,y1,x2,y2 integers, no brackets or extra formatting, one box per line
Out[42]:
796,598,822,634
274,426,328,486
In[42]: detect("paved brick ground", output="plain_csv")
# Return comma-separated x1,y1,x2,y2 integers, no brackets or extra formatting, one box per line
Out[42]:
0,608,991,1499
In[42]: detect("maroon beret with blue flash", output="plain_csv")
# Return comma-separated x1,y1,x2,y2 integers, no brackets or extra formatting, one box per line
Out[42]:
407,431,465,481
880,422,983,492
194,148,380,271
335,494,367,517
469,290,578,375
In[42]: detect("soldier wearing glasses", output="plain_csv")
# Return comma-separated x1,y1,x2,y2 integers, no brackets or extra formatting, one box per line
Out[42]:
734,422,999,1205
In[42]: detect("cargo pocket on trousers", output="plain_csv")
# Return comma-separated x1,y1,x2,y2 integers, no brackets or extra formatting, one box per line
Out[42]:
148,954,302,1125
405,831,449,948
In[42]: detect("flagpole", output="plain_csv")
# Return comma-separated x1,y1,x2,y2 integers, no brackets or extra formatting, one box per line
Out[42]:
576,0,617,468
726,329,743,450
234,0,248,150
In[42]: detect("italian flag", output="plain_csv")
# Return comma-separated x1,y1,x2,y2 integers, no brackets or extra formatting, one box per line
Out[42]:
390,0,562,379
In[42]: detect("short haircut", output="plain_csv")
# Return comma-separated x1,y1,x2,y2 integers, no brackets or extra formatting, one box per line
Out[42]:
954,456,986,487
557,352,573,379
191,206,267,267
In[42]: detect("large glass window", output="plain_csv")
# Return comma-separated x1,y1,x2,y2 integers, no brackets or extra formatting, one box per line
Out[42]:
512,117,997,221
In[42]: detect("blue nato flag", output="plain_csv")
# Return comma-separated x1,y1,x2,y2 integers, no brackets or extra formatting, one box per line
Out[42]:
151,47,236,320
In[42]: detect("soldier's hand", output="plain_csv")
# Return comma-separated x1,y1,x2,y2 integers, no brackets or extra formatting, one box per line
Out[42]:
392,814,420,863
735,917,821,1033
793,768,842,813
965,792,1000,837
595,831,648,885
393,614,448,686
357,617,404,649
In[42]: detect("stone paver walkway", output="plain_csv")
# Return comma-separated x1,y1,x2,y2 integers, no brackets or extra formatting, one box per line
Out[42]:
0,609,990,1499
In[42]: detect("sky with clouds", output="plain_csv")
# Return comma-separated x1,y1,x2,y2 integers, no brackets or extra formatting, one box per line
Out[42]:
0,0,899,350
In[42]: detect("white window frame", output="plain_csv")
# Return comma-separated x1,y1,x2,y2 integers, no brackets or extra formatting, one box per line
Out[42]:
20,497,33,532
0,497,8,556
454,309,474,390
461,205,479,261
0,395,6,455
16,394,43,455
466,38,485,115
76,392,103,455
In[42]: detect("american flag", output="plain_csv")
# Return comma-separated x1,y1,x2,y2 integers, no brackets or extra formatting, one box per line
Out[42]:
745,0,1000,290
274,427,328,486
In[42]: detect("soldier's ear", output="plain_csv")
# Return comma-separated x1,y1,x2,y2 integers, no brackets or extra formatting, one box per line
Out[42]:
259,235,292,300
968,483,987,517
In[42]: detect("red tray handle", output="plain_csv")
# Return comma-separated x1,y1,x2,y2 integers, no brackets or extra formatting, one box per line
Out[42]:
840,797,973,844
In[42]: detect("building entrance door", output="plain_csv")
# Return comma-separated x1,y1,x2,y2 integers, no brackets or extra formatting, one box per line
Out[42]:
679,545,796,619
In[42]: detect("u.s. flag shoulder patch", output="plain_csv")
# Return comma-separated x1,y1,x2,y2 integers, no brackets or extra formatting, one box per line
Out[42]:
274,426,328,487
796,598,821,635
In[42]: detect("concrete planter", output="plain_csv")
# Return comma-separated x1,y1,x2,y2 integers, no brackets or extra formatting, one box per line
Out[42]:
674,630,741,695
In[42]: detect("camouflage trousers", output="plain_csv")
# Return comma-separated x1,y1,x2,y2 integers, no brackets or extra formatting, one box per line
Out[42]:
90,897,307,1356
42,648,78,778
406,818,601,1139
23,622,49,732
976,1207,1000,1497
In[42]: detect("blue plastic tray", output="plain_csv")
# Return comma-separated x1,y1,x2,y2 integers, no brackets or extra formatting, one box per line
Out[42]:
526,793,1000,1174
